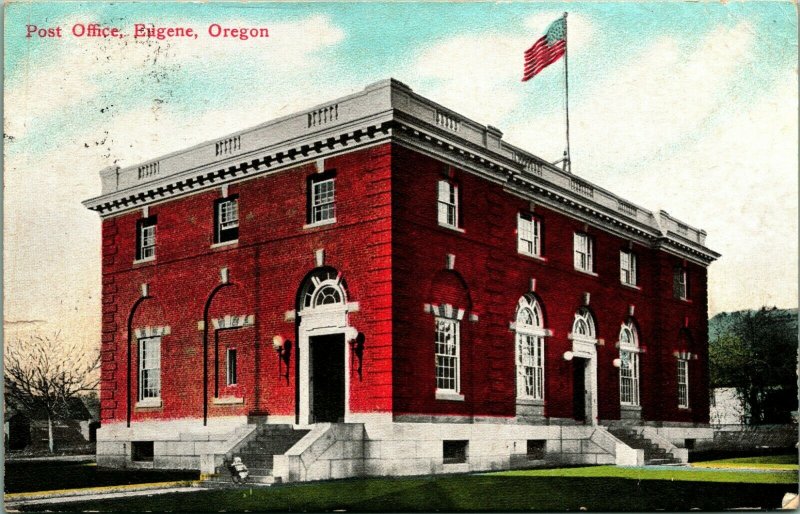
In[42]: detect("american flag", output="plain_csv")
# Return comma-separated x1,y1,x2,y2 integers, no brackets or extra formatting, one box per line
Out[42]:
522,16,567,82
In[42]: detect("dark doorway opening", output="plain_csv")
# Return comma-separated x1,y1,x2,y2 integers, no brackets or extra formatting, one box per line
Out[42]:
573,358,586,422
310,334,345,423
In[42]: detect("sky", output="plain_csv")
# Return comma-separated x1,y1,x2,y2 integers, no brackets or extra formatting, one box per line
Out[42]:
4,2,798,350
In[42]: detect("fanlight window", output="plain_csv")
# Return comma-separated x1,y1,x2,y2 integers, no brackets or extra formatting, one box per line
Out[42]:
301,269,347,310
313,285,343,307
516,296,543,329
572,309,596,340
619,323,638,349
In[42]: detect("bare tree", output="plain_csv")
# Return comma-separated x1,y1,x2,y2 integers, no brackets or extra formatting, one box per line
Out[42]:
4,332,99,453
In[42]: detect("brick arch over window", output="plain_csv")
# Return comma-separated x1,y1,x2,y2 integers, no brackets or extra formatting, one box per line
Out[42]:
203,281,255,424
126,294,168,428
428,269,472,312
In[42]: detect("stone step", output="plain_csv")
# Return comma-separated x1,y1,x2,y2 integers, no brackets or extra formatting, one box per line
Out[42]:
646,458,677,465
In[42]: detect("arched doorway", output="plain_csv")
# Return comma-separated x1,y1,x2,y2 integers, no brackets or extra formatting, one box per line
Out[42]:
296,268,357,425
569,308,599,425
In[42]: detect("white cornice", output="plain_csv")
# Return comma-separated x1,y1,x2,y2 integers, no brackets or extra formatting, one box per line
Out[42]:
82,78,720,266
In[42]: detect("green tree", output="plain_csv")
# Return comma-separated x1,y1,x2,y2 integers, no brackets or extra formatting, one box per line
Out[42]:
709,307,798,424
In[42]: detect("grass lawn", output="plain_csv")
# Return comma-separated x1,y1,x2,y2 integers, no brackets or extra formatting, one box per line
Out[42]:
17,471,798,512
492,464,798,483
4,460,199,494
691,454,799,471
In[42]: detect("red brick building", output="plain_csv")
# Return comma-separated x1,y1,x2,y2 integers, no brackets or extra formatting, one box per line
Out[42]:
84,79,719,481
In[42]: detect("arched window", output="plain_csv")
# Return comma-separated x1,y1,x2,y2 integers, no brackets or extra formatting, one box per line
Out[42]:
618,321,640,406
300,269,346,311
571,308,596,341
514,295,547,400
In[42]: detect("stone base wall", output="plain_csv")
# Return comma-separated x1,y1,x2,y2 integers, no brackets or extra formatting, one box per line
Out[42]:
100,419,718,479
277,422,618,481
96,417,250,469
651,425,715,451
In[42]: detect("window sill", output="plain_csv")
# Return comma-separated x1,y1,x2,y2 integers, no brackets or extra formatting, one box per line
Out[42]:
518,251,546,263
437,222,465,234
135,399,162,409
213,396,244,405
516,398,544,406
620,404,642,411
621,282,641,291
677,297,693,304
574,267,598,277
133,257,156,265
678,406,691,411
435,390,465,402
303,218,336,230
211,240,238,249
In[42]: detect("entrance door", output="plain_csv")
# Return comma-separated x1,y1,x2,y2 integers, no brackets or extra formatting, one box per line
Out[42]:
310,334,345,423
573,358,586,422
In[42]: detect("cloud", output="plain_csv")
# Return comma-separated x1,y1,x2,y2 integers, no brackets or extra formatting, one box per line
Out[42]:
409,12,593,126
506,21,756,168
4,12,349,349
4,14,345,141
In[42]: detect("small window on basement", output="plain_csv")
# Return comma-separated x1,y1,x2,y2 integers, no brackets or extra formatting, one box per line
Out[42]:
527,440,546,460
132,441,154,462
214,195,239,244
443,440,468,464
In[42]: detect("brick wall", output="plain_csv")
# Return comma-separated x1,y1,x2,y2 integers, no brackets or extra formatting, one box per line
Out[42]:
391,145,709,424
99,141,709,427
100,144,393,424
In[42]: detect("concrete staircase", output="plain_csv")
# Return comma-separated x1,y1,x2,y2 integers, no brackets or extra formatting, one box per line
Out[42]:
606,427,681,465
201,424,310,487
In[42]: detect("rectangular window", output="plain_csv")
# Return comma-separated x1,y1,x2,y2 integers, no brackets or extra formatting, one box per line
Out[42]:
138,337,161,401
517,334,544,400
435,317,460,393
674,268,688,299
226,348,237,386
517,213,541,257
678,359,689,408
136,217,157,261
214,196,239,243
573,232,593,272
526,440,546,460
437,180,459,228
619,351,640,406
131,441,154,462
310,176,336,224
443,440,468,464
620,250,637,286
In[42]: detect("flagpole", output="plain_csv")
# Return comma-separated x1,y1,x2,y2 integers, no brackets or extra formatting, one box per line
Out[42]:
563,11,571,173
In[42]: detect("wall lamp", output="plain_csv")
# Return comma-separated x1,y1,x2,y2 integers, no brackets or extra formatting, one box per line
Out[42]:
348,332,366,379
563,351,574,361
612,358,622,368
272,335,291,380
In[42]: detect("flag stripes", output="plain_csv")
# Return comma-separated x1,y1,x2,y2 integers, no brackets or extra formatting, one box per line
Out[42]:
522,36,566,81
